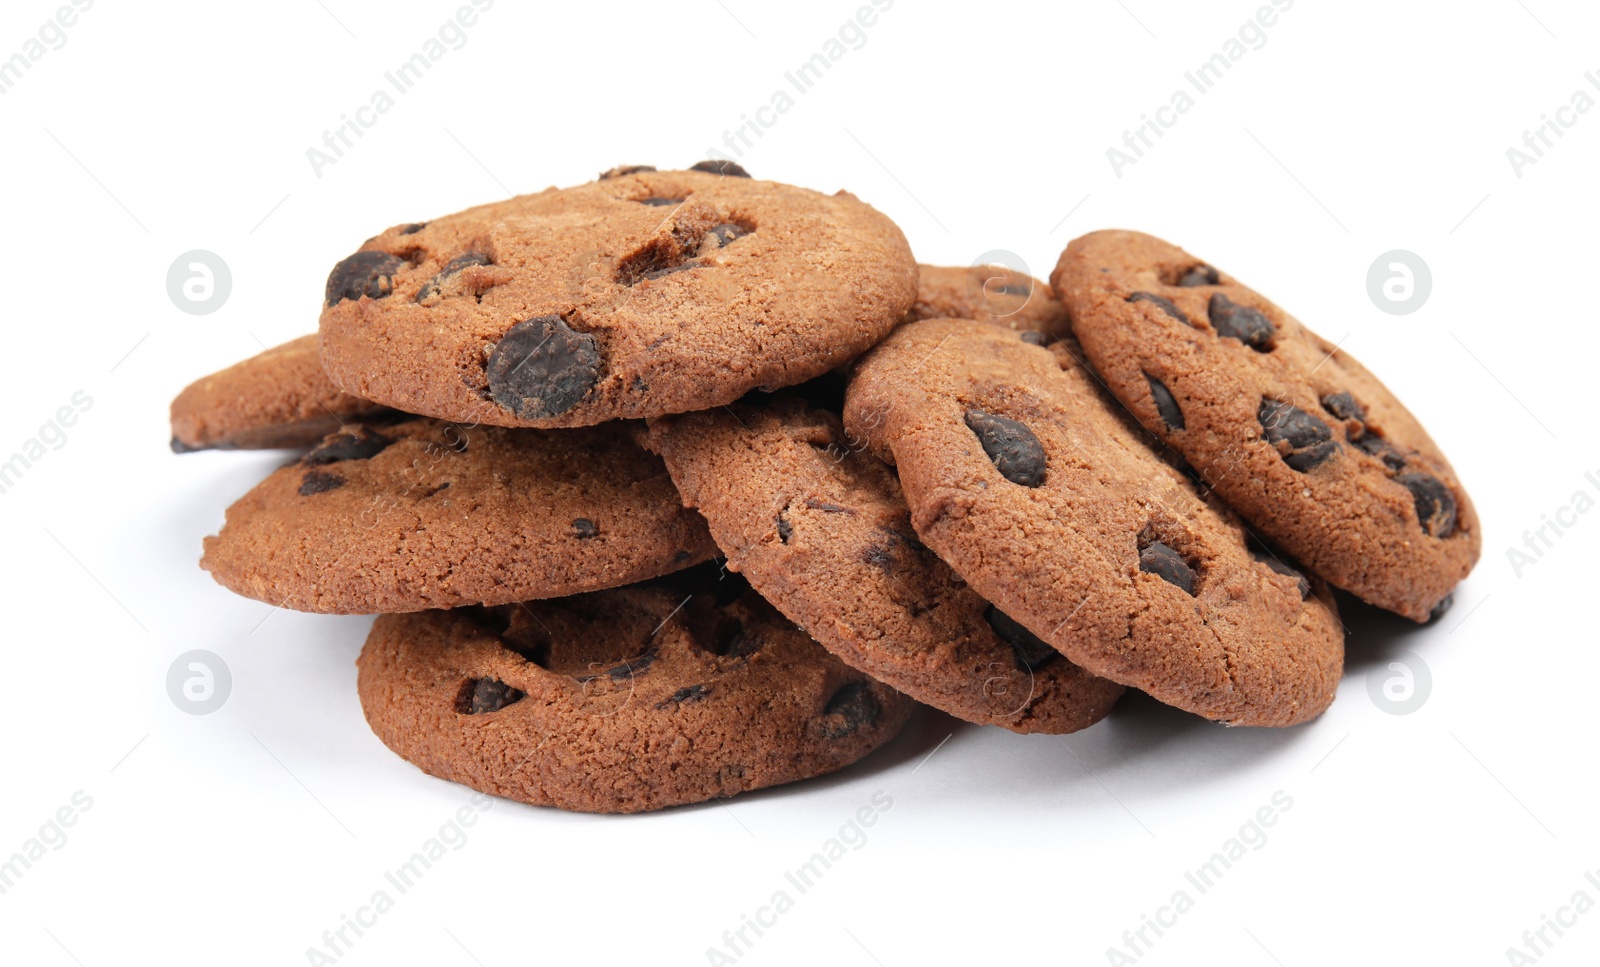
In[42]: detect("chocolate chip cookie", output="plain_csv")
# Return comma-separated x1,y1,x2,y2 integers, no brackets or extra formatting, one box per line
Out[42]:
356,567,914,813
202,417,715,613
170,335,390,452
1052,231,1479,621
844,318,1344,727
908,264,1070,340
318,165,917,428
649,394,1124,733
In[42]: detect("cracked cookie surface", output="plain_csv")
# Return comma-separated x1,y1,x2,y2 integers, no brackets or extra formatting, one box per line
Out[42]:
318,166,917,428
843,318,1344,727
650,393,1123,733
356,566,914,813
1052,230,1479,621
201,417,715,614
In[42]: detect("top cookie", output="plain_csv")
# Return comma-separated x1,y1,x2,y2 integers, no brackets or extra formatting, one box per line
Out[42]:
649,393,1123,733
909,264,1069,339
843,318,1344,727
170,335,389,452
1052,231,1479,621
318,166,918,428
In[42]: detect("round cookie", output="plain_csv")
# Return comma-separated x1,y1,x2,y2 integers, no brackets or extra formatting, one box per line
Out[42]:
1052,230,1479,621
201,417,715,614
909,264,1070,339
317,165,918,428
843,318,1344,727
170,335,390,452
356,568,915,813
649,394,1124,734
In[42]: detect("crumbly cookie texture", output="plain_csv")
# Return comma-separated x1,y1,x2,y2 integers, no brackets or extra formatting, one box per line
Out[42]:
318,166,917,428
908,264,1070,339
1052,230,1479,621
844,318,1344,727
356,568,914,813
169,335,389,452
650,393,1124,733
201,417,715,614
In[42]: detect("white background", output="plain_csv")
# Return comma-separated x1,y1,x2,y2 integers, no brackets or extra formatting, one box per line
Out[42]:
1,1,1595,965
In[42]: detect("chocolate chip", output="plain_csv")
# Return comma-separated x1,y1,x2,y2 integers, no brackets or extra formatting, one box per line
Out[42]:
776,514,793,543
600,164,657,179
639,196,685,207
861,544,894,571
817,682,879,738
1320,391,1366,424
709,222,749,247
305,428,393,465
486,316,602,419
1020,331,1050,346
399,223,427,235
461,678,524,714
1128,292,1190,325
964,409,1046,487
655,685,710,709
414,251,492,303
1258,398,1338,471
984,606,1060,672
606,654,655,680
325,251,405,307
298,469,345,496
994,283,1032,297
1177,264,1220,287
1427,593,1453,623
1208,294,1274,351
1254,551,1311,599
1139,541,1197,595
1146,374,1185,431
1354,433,1408,471
572,518,599,539
691,160,752,178
170,436,198,454
1397,472,1457,538
804,498,851,513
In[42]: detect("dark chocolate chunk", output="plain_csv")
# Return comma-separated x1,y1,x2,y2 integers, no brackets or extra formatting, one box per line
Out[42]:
461,678,525,714
1208,294,1274,351
1146,374,1185,431
776,514,793,543
606,654,655,680
690,160,752,178
398,223,427,235
1177,264,1220,286
1427,593,1454,623
639,196,685,207
1254,551,1312,600
1355,433,1408,471
654,684,711,709
1128,291,1190,325
414,251,492,303
304,428,393,465
964,409,1046,487
170,436,198,454
298,470,346,496
325,251,404,306
861,544,894,571
994,283,1032,297
1284,441,1340,471
572,518,599,540
984,606,1060,672
1139,541,1197,595
1320,392,1366,424
1020,331,1051,346
486,316,602,419
708,222,750,247
600,164,657,179
817,682,879,738
1397,473,1457,538
1259,398,1334,454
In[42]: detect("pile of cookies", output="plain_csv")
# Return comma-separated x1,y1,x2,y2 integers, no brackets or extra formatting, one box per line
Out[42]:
172,162,1480,813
